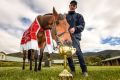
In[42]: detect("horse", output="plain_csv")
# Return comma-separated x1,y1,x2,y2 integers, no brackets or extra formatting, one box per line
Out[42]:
21,7,71,71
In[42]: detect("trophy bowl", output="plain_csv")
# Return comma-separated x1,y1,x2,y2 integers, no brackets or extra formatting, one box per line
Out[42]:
58,45,76,80
59,45,76,57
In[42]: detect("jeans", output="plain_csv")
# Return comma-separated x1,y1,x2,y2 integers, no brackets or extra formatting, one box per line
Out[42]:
67,38,87,73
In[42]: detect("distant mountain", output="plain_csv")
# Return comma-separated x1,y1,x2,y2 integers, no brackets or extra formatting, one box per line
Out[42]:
7,52,63,60
84,50,120,58
83,52,97,56
7,52,23,58
7,50,120,59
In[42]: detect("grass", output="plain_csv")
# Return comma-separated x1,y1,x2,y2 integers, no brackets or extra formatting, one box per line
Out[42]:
0,65,120,80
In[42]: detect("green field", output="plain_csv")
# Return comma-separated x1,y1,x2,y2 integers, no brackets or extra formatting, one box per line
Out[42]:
0,66,120,80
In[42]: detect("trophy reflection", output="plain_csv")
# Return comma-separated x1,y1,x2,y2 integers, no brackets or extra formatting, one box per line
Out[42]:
58,45,76,80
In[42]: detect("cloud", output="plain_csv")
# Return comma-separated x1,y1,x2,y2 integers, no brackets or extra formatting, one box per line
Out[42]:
78,0,120,52
0,1,35,33
0,28,20,53
0,0,37,53
0,0,70,53
0,0,120,53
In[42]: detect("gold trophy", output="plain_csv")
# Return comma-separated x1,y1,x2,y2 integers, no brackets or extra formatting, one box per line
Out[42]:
58,45,76,80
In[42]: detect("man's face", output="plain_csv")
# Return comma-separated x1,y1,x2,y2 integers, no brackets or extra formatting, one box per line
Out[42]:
69,4,77,11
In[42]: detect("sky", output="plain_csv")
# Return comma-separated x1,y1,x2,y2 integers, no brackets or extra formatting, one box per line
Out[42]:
0,0,120,53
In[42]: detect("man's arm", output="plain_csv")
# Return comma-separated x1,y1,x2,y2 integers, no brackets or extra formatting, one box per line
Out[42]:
74,14,85,33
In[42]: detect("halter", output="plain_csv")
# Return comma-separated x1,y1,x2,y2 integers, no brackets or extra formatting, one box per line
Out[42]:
57,31,69,37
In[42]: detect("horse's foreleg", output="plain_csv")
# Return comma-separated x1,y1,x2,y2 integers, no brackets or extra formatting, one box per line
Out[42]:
34,50,38,71
38,49,43,70
22,50,26,70
28,50,32,70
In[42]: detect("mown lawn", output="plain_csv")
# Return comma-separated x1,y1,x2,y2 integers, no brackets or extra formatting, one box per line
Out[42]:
0,66,120,80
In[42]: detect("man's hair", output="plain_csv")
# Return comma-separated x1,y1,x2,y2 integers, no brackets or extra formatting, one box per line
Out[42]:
70,0,77,5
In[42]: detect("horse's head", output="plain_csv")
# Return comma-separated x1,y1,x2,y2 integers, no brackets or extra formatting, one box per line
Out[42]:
54,15,72,46
51,8,72,46
37,7,72,46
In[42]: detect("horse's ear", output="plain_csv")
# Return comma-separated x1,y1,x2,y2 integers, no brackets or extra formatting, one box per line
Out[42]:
53,7,58,19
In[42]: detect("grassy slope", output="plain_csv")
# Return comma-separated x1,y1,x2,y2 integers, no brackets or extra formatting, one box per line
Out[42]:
0,66,120,80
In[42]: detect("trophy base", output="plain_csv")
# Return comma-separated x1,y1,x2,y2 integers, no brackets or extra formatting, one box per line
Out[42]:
59,69,73,80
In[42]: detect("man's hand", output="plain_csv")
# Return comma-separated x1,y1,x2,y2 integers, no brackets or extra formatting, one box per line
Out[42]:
69,27,75,33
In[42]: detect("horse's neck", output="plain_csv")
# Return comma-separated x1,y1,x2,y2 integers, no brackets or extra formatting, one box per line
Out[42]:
37,15,56,30
37,15,43,27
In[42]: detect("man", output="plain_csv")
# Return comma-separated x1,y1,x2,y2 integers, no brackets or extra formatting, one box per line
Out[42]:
66,0,88,77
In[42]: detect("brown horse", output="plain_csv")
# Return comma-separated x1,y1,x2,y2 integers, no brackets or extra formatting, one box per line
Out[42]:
21,8,71,71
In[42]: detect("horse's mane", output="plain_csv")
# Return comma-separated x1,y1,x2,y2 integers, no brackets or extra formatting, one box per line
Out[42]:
44,13,65,20
44,13,53,15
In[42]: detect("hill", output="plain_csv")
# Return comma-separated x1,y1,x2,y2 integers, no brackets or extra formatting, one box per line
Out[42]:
7,52,63,60
7,50,120,60
84,50,120,58
7,52,23,58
